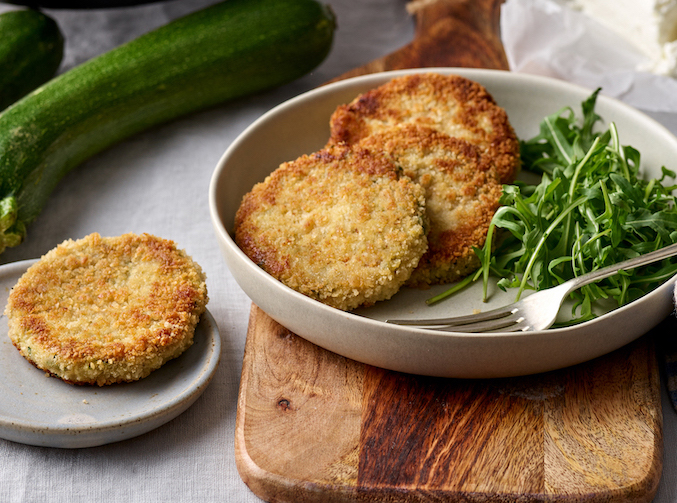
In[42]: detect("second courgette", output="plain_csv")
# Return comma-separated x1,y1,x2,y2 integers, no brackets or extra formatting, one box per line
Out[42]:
0,9,63,111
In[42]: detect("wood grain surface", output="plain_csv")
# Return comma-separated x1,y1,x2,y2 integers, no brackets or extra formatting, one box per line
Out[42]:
236,307,662,503
234,1,664,501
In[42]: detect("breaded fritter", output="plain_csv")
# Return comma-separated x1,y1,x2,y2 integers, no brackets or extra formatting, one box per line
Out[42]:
5,233,208,386
234,143,428,311
328,73,520,184
358,125,504,286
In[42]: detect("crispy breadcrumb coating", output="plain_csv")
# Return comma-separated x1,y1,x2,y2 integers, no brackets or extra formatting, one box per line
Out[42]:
234,72,521,303
234,143,428,311
5,233,208,386
328,73,520,286
358,125,504,286
328,72,520,184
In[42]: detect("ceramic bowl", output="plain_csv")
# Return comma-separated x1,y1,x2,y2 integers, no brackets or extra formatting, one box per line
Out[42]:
209,68,677,378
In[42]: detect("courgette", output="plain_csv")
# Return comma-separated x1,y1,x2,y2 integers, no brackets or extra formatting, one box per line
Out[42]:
0,0,335,253
0,9,63,111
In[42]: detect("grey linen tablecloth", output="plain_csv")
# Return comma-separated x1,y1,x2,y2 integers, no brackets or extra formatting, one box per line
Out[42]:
0,1,676,502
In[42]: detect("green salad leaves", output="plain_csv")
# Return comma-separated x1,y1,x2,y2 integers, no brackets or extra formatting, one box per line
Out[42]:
429,89,677,324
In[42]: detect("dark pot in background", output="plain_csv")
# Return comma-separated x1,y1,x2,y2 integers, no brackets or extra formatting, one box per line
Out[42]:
2,0,169,8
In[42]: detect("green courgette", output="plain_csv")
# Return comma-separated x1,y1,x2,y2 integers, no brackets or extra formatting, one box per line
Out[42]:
0,9,63,111
0,0,335,253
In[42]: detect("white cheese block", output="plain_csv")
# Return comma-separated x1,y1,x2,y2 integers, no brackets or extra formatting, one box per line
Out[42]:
563,0,677,76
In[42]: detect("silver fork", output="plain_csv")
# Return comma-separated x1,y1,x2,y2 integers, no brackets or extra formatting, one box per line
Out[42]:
386,241,677,333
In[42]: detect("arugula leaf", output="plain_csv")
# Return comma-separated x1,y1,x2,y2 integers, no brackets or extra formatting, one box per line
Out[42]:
429,88,677,323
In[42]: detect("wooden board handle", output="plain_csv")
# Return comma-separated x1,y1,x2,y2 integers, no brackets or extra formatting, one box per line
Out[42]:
329,0,508,83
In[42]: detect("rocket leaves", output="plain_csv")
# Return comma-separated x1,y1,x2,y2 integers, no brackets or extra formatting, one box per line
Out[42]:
429,89,677,324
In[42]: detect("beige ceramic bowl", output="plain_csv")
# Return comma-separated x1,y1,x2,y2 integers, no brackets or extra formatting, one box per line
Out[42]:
209,68,677,378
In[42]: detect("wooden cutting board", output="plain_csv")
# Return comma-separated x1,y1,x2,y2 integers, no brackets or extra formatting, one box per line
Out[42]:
234,1,664,501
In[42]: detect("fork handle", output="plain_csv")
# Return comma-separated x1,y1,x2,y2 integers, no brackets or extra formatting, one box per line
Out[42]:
566,241,677,292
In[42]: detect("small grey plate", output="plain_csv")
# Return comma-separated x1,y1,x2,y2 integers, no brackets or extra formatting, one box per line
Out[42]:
0,259,221,449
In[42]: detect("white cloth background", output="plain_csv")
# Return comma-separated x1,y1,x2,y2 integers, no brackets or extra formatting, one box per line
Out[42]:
0,0,675,501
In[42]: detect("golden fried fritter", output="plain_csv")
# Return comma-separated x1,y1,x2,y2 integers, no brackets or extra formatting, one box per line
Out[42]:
328,72,520,184
5,233,208,386
234,143,428,311
358,125,504,286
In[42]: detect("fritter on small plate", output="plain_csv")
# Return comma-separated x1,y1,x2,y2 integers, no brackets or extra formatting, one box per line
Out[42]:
5,233,208,386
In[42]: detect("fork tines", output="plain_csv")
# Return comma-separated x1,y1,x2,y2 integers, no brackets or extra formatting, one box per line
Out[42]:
385,305,524,333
